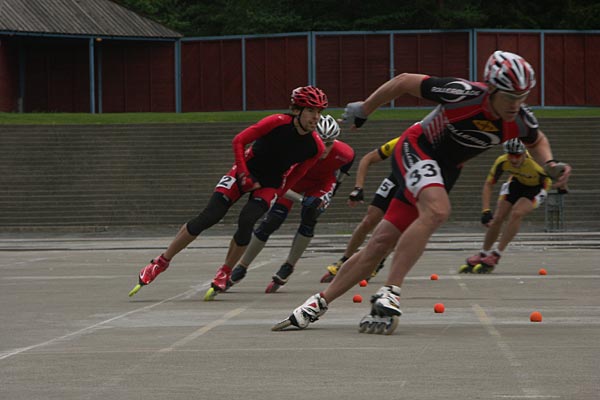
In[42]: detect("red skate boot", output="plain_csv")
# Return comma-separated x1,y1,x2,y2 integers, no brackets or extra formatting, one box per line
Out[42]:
204,265,232,301
473,251,500,274
458,252,485,273
128,254,170,296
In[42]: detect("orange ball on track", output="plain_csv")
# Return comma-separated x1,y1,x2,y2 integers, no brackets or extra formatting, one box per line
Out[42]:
530,311,543,322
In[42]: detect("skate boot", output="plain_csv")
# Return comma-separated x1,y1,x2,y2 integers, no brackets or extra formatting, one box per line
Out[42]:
473,251,500,274
271,293,328,331
265,263,294,293
128,254,170,297
204,265,232,301
358,285,402,335
458,252,485,273
320,259,343,283
226,265,247,291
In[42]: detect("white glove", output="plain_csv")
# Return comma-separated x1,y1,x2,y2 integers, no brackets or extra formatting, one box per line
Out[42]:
543,162,568,180
535,189,547,206
341,101,368,127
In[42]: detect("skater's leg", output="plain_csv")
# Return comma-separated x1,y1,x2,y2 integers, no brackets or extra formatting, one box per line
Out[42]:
224,238,248,267
227,197,269,266
286,232,312,266
496,198,534,252
385,187,449,286
166,192,231,259
482,199,511,251
239,203,288,268
344,205,384,258
239,235,267,267
286,202,320,265
322,220,400,302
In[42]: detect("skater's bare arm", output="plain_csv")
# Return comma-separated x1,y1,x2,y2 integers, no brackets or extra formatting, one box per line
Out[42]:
525,129,572,189
354,150,384,189
481,180,494,212
362,73,427,116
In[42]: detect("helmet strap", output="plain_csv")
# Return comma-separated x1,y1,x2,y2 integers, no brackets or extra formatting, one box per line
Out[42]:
296,108,308,132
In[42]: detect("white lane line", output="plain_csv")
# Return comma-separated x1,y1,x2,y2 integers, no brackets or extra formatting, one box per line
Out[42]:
0,260,273,361
158,308,246,353
453,276,547,398
0,287,203,361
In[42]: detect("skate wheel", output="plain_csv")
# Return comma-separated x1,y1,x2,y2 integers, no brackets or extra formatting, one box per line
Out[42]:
204,287,218,301
128,284,142,297
366,322,378,334
265,281,280,293
375,322,387,334
458,264,473,273
383,316,399,335
358,322,368,333
320,272,334,283
271,318,293,331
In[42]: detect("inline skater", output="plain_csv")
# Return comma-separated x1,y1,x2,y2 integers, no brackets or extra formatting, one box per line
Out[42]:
226,115,355,294
272,50,572,334
320,137,399,283
128,86,328,299
460,138,553,273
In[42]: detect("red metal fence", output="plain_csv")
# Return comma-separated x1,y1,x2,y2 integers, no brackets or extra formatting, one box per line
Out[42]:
1,30,599,112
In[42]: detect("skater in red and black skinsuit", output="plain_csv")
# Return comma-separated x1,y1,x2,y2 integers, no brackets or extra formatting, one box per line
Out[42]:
225,115,355,293
128,86,328,299
273,50,572,334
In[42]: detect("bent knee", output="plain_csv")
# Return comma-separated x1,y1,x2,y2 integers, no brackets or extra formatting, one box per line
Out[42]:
421,204,450,227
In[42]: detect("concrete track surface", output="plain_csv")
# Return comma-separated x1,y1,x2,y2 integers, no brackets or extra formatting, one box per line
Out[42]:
1,231,599,400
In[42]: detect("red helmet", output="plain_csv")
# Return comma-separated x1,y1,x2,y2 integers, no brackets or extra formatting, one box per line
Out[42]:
290,86,328,109
484,51,536,92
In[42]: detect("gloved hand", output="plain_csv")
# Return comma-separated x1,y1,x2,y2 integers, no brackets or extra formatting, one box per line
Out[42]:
543,162,568,180
481,209,493,225
535,189,548,205
348,187,364,202
341,101,368,128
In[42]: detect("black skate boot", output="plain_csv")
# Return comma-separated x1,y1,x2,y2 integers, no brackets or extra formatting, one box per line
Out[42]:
265,262,294,293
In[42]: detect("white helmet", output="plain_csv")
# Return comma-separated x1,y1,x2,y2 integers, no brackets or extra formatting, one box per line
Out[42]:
316,115,340,142
484,50,536,92
503,138,526,154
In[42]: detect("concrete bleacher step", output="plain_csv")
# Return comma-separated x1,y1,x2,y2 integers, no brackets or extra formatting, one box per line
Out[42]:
0,117,598,231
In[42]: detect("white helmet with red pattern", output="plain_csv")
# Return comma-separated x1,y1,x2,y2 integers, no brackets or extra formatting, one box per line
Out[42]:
484,51,536,92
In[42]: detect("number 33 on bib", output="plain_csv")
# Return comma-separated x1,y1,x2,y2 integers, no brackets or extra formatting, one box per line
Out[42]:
406,160,443,196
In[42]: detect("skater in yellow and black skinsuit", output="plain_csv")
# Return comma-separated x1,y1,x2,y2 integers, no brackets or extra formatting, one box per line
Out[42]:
460,138,553,273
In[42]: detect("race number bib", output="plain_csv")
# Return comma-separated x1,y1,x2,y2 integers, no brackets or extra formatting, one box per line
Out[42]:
375,178,396,198
500,182,510,196
405,160,443,197
216,175,236,190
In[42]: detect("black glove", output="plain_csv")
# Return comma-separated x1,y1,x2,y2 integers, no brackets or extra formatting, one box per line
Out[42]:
348,187,364,202
481,209,493,225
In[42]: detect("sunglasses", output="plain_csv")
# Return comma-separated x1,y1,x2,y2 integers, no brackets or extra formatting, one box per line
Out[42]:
499,90,530,101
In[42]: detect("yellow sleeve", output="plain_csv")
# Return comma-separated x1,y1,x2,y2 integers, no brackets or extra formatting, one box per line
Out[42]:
486,155,507,184
377,137,399,160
